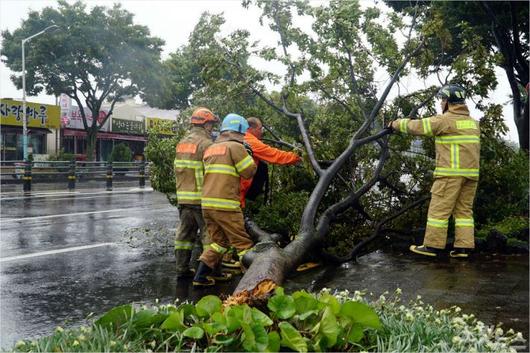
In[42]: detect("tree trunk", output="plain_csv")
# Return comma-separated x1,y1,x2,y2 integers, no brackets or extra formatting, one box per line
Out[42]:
516,98,529,152
86,127,98,161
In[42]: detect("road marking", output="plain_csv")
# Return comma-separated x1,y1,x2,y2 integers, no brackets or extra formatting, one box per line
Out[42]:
0,188,153,201
0,243,115,262
1,206,171,223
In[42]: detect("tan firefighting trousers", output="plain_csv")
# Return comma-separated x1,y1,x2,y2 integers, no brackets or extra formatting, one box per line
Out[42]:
424,176,478,249
199,209,254,269
174,205,210,274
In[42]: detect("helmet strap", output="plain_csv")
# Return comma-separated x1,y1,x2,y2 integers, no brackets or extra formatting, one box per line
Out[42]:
442,100,449,113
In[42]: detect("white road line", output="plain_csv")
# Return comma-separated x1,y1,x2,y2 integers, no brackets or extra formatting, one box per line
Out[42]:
0,243,115,262
1,206,171,223
0,187,153,201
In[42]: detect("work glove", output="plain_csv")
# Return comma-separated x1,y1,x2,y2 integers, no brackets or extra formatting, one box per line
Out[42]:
243,142,253,157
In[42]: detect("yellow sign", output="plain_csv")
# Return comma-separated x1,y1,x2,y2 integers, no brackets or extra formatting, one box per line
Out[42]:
0,98,60,129
146,117,177,135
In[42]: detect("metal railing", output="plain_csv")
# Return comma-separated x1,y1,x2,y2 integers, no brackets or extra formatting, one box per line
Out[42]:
0,160,149,192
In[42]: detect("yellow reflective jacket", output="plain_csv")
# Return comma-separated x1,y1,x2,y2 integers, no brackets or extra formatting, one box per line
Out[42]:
201,134,257,212
174,126,213,205
392,104,480,180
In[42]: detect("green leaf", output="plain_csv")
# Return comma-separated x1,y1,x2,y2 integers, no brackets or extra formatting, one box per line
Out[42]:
132,309,168,328
225,305,244,333
296,310,319,321
203,321,226,336
183,326,204,340
279,322,308,353
195,295,222,318
266,331,280,352
347,323,364,344
318,293,340,314
318,307,339,347
241,322,269,352
213,335,236,346
160,311,186,331
340,301,381,329
292,291,319,314
177,303,197,318
251,308,273,327
268,294,296,319
95,304,133,330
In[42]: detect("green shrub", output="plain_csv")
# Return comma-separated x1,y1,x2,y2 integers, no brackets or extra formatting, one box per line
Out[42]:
47,149,75,161
13,289,525,353
476,216,529,240
109,143,133,162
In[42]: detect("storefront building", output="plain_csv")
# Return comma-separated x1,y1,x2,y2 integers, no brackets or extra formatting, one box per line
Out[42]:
0,98,60,161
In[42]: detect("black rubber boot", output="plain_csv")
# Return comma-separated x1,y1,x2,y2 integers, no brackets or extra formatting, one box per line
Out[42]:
211,266,233,282
410,244,439,257
192,261,215,287
450,248,470,258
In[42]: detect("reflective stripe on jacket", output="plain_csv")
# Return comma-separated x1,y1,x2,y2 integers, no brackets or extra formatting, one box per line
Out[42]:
174,126,213,205
201,136,257,211
392,104,480,179
240,132,301,208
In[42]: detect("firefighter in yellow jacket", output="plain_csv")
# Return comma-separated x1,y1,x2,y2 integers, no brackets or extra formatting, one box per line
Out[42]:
389,84,480,258
193,113,257,286
174,107,219,278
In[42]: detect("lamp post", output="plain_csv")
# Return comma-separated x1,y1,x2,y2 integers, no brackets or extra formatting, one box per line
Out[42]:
22,24,59,161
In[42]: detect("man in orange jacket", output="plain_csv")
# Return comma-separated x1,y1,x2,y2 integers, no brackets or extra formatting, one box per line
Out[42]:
240,117,302,208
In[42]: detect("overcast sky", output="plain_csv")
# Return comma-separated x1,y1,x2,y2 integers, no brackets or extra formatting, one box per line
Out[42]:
0,0,519,143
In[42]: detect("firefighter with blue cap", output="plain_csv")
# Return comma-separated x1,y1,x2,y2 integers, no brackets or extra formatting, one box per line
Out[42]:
193,113,258,286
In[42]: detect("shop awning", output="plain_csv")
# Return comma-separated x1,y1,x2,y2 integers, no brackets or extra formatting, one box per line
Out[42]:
0,125,53,134
62,129,147,142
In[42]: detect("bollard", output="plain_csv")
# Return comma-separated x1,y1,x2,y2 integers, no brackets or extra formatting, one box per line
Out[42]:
139,160,145,188
68,160,76,190
106,162,113,191
23,161,32,193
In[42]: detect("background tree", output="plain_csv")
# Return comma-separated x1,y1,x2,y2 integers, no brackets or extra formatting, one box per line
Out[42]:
1,0,164,160
387,0,529,151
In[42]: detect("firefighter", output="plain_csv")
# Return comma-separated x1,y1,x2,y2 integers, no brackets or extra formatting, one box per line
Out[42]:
389,84,480,258
173,107,219,279
221,116,302,269
193,113,258,286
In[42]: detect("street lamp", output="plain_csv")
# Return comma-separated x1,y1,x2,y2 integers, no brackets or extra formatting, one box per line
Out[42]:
22,24,60,161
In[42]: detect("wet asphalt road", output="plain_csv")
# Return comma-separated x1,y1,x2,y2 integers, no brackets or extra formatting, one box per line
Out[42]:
0,188,179,349
0,189,528,349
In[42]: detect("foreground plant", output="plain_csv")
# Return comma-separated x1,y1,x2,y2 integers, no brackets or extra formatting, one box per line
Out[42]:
12,288,525,353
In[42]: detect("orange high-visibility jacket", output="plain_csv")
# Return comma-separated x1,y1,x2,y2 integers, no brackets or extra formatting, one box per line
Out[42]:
240,132,301,207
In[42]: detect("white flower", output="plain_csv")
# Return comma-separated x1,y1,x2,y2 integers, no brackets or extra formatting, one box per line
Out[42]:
507,328,514,335
495,327,503,336
72,340,80,347
454,306,462,313
395,288,402,295
150,340,156,348
155,298,159,304
110,341,116,347
405,312,414,322
435,318,441,324
15,341,26,349
77,335,86,341
416,295,422,300
452,336,462,345
55,326,64,333
379,295,386,302
399,305,406,311
515,332,525,342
